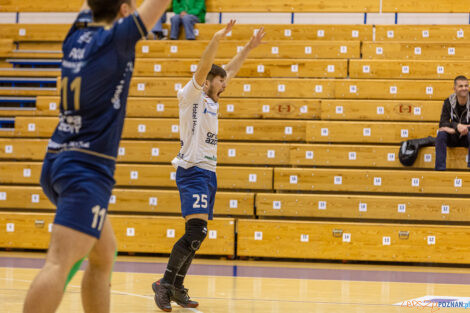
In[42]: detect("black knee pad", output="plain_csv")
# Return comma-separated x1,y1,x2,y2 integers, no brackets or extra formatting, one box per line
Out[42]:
182,218,208,251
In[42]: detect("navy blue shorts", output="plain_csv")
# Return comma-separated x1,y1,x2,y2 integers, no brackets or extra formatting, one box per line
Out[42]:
40,153,115,238
176,166,217,220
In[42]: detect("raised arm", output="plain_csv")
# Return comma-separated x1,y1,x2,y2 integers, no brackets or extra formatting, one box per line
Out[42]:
137,0,172,32
224,27,265,84
193,20,236,86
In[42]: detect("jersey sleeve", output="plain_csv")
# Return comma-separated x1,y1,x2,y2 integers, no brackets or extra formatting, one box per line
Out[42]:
113,11,148,54
177,76,203,107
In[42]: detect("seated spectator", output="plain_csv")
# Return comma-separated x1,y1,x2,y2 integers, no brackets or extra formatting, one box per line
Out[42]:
170,0,206,40
435,75,470,170
150,12,167,39
150,4,172,39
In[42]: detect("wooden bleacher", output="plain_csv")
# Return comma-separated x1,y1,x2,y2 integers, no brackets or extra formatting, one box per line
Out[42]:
375,25,470,42
134,58,348,78
237,219,470,263
0,162,274,190
306,121,437,143
0,212,235,255
362,41,470,60
274,168,470,195
0,186,254,216
0,96,321,119
320,99,441,121
256,193,470,221
128,77,453,99
5,116,307,141
2,0,468,13
349,60,470,80
2,138,469,170
0,24,374,42
3,8,470,264
136,41,361,59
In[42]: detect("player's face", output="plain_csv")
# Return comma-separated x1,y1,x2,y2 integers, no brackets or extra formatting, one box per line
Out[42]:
206,76,226,102
454,79,469,98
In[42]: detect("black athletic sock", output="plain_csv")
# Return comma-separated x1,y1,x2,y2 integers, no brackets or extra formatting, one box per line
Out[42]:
174,250,195,289
161,219,207,286
162,237,192,285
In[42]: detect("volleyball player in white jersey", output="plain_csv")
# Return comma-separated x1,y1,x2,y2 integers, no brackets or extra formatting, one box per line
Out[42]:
152,20,265,312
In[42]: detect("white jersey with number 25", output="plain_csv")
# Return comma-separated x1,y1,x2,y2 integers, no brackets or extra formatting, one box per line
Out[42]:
171,76,218,172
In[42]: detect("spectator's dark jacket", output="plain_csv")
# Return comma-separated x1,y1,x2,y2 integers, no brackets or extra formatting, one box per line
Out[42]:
439,92,470,130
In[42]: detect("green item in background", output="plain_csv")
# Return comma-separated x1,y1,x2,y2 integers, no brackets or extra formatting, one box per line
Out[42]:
172,0,206,23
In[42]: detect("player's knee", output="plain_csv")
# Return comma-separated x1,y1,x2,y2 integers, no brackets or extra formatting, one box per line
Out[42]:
88,236,117,270
183,218,208,251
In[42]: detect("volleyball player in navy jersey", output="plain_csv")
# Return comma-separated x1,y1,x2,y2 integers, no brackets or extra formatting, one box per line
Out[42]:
23,0,170,312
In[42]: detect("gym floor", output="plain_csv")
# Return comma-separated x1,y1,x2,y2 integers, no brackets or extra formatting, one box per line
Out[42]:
2,251,470,312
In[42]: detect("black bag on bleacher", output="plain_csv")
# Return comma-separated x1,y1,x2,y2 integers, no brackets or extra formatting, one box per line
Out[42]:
398,136,436,166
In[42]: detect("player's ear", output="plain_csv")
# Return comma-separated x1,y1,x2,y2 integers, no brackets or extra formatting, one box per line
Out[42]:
119,2,132,18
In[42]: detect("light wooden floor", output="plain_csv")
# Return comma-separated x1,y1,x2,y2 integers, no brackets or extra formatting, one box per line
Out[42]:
2,252,470,313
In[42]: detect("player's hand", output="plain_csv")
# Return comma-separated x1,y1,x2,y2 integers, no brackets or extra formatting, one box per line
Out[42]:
247,27,266,50
214,19,236,39
457,123,469,135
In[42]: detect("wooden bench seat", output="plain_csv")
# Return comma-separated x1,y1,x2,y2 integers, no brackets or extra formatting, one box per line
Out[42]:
0,212,235,255
188,24,372,41
5,97,440,122
3,139,470,170
0,118,441,145
375,25,470,41
290,144,467,169
274,167,470,195
14,0,460,13
0,39,14,58
306,121,437,143
134,58,348,78
0,185,254,216
333,79,452,100
136,41,360,59
130,77,334,99
0,138,291,165
350,59,470,80
362,41,470,60
0,68,60,77
0,162,273,190
129,78,452,100
0,24,371,43
7,50,63,59
0,97,320,119
256,192,470,221
1,96,318,119
0,87,57,97
6,116,307,142
237,219,470,263
320,99,441,121
0,24,69,42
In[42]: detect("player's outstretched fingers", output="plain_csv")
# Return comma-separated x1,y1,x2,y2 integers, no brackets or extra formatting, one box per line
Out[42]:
248,26,266,49
215,19,236,39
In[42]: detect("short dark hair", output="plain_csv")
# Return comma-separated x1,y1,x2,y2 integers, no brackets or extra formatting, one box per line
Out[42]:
87,0,130,23
454,75,468,85
206,64,227,81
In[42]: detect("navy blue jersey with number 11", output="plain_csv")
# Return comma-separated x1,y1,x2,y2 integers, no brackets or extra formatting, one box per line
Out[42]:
46,10,147,178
